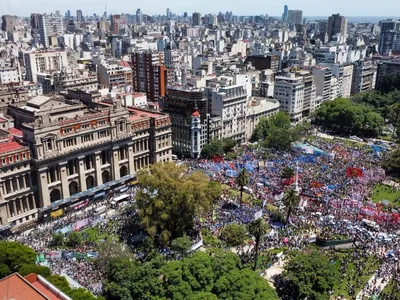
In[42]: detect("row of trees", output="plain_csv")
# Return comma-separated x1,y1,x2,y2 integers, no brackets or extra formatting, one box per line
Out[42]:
103,250,278,300
314,98,384,137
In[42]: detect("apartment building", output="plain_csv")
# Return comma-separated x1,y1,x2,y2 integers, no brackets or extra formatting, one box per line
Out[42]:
209,85,247,143
351,58,377,94
38,13,63,48
131,51,167,102
97,62,132,90
24,50,68,83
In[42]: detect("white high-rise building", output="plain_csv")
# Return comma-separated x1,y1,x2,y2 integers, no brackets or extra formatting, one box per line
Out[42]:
209,85,248,143
38,13,63,48
274,71,317,122
24,50,68,82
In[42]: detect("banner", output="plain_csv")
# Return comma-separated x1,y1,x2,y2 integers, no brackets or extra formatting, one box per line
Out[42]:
50,209,63,219
346,167,363,178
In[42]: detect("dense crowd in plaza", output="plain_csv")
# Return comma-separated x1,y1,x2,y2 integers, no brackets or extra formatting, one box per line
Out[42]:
2,135,400,298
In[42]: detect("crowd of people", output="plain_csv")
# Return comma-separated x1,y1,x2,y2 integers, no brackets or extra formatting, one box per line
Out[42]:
2,134,400,298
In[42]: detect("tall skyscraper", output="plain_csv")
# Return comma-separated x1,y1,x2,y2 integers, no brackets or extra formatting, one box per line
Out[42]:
111,14,123,34
136,9,143,23
287,10,303,25
30,13,40,30
76,10,83,22
38,13,64,48
192,12,201,26
282,5,288,23
166,8,171,18
327,13,348,42
378,19,400,55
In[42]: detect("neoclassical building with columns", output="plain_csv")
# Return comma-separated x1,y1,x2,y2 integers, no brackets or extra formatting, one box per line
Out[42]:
0,95,172,228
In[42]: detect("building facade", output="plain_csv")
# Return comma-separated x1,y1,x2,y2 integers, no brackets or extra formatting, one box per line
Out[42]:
38,13,64,48
24,50,68,83
351,58,377,94
0,96,172,228
131,51,167,102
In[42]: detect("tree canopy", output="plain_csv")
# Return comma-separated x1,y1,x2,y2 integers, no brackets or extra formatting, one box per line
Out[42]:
201,139,237,159
251,112,299,150
314,98,384,137
276,251,336,300
0,241,36,273
382,148,400,177
136,162,222,245
103,250,278,300
219,223,247,247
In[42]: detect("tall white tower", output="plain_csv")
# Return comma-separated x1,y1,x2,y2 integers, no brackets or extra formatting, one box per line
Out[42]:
190,104,201,158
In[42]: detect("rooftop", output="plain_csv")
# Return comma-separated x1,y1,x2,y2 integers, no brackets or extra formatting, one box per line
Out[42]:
0,273,49,300
0,140,26,154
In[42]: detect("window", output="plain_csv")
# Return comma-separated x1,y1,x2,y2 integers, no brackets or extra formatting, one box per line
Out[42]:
46,140,53,151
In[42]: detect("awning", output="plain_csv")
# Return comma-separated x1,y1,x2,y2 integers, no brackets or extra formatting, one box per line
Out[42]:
94,191,106,199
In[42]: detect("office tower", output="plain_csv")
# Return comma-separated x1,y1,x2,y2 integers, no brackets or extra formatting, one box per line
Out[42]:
131,51,167,101
378,20,400,55
287,10,303,25
136,9,143,23
76,10,83,22
327,13,348,42
166,8,171,18
38,13,64,48
183,12,188,18
111,14,122,34
1,15,18,32
282,5,288,23
192,12,201,26
30,13,40,30
66,10,71,18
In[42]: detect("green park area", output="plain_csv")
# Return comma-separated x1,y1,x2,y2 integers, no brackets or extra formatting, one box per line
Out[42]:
332,252,378,298
371,184,400,208
221,183,255,204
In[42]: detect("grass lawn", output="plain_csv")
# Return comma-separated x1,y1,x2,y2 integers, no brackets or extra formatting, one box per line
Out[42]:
332,253,378,298
371,184,400,208
221,184,254,203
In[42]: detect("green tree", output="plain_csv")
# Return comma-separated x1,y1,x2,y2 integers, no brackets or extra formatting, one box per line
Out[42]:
201,140,224,159
47,274,102,300
314,98,384,137
382,148,400,177
171,235,192,257
66,231,82,247
52,233,64,246
222,138,237,153
282,189,300,224
235,168,250,206
0,264,10,278
264,127,296,150
18,264,51,277
103,249,277,300
136,162,221,245
220,223,247,247
214,268,278,300
0,241,36,271
277,251,335,300
248,218,269,271
281,167,294,179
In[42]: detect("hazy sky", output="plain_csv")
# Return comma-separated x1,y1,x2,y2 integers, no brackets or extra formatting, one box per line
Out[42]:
3,0,400,17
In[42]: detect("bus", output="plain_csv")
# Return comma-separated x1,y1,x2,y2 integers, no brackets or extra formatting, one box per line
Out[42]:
111,194,130,209
172,154,178,161
94,205,107,215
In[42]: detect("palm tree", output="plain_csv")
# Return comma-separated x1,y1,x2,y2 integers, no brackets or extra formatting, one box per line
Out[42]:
235,168,249,206
248,218,269,271
282,189,300,224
